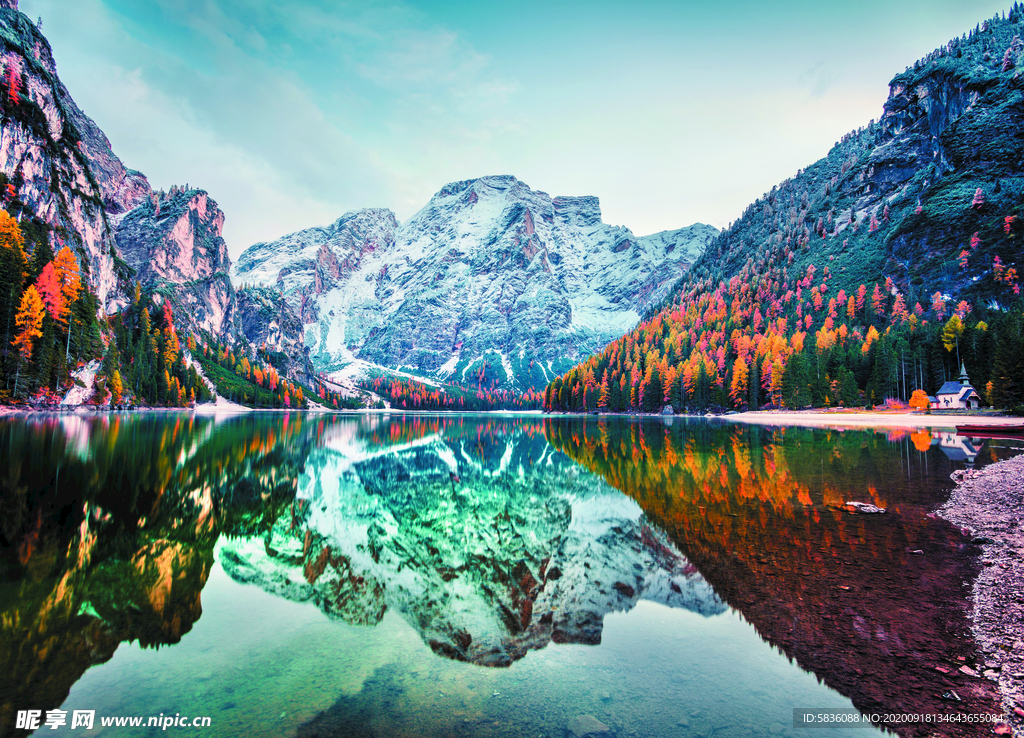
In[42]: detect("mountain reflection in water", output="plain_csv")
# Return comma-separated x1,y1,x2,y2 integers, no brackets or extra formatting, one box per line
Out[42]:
0,412,1014,738
220,417,725,668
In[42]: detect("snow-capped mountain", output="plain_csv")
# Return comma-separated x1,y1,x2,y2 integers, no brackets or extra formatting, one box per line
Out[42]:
234,175,716,390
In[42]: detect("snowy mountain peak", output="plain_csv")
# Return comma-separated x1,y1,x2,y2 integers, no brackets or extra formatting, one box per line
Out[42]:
233,176,717,390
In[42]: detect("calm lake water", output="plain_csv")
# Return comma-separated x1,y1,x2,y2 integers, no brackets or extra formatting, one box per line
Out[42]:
1,412,1019,738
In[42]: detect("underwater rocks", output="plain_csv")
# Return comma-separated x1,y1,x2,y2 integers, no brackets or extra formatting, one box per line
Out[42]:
567,714,611,737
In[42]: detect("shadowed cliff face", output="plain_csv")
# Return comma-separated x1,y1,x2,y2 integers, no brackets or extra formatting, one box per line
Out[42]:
688,13,1024,317
235,285,312,384
220,417,726,668
544,417,1007,738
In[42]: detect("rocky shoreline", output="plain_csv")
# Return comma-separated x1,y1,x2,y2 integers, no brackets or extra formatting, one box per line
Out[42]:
939,455,1024,737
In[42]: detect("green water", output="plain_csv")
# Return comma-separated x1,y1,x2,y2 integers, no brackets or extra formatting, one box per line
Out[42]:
0,412,1015,737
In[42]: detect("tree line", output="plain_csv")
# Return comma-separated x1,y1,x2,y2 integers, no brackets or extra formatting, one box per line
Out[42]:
545,212,1024,414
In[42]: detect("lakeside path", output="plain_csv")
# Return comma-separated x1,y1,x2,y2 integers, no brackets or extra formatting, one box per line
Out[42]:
724,410,1024,429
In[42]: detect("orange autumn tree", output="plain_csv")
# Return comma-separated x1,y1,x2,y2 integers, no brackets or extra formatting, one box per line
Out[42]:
909,389,930,410
12,284,44,360
109,369,123,405
52,246,81,305
729,355,748,408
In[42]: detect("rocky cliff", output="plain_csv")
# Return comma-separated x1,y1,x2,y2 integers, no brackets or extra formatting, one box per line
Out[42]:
0,4,132,311
235,175,716,390
235,285,314,384
683,10,1024,311
114,187,235,335
0,2,248,347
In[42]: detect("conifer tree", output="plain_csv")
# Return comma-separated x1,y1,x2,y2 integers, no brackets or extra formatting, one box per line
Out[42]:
12,285,43,361
52,246,81,304
110,369,123,405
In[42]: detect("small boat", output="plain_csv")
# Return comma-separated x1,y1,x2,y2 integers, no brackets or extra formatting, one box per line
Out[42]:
956,424,1024,436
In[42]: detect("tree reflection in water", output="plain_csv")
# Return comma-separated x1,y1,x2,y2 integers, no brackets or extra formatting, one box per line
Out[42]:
545,416,1010,737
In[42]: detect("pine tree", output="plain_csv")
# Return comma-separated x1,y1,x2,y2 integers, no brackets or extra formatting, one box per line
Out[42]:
729,356,748,408
110,369,123,405
0,210,26,371
52,246,81,304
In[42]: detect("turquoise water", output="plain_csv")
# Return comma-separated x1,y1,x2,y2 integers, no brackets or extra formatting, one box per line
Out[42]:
64,562,862,738
1,412,1013,737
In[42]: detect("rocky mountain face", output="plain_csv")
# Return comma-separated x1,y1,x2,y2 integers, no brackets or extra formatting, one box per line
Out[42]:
0,2,133,311
220,424,725,667
235,175,716,390
685,10,1024,311
235,285,313,384
114,187,235,335
0,1,254,344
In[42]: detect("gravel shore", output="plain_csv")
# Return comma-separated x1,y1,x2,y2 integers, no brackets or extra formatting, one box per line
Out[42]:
939,455,1024,737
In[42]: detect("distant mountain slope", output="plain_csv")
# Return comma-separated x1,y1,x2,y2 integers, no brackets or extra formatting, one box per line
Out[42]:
683,8,1024,311
546,7,1024,413
235,175,716,391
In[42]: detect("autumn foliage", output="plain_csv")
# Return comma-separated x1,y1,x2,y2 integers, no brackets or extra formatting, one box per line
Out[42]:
546,207,1024,413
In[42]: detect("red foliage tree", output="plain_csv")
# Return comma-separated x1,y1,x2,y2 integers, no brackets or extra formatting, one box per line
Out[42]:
34,262,66,323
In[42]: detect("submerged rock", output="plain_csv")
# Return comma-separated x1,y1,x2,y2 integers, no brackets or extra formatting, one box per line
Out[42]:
844,501,886,514
567,714,610,737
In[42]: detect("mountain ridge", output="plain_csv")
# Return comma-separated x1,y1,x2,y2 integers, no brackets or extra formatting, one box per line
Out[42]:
235,174,716,391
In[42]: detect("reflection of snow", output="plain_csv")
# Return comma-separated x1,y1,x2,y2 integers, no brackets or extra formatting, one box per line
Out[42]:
221,435,727,669
59,415,93,461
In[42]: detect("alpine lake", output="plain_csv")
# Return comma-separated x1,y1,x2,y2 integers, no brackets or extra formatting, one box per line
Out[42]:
1,411,1020,738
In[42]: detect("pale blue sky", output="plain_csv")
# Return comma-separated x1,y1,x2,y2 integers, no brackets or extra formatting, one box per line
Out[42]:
20,0,1010,256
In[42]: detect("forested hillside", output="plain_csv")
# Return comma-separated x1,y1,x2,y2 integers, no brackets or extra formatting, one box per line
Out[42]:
546,6,1024,414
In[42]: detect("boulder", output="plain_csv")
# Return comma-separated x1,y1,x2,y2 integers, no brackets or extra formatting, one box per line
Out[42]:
567,714,610,737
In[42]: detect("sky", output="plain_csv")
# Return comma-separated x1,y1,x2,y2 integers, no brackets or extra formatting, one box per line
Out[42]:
18,0,1012,258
